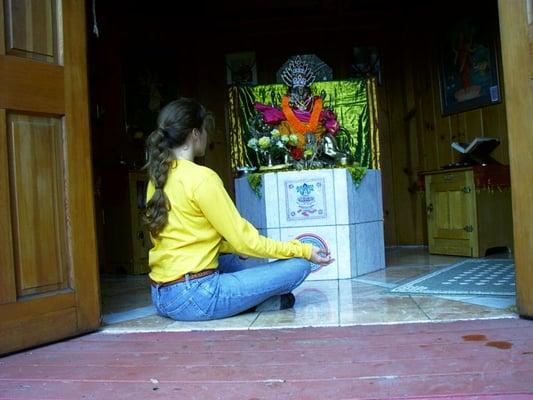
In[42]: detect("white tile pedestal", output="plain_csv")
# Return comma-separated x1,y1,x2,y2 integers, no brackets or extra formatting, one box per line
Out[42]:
235,168,386,281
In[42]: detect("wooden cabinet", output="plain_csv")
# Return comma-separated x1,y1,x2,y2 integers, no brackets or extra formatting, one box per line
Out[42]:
127,172,151,274
424,166,513,257
103,171,151,274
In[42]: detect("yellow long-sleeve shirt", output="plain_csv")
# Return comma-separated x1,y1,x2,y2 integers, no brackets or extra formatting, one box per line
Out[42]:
146,159,312,283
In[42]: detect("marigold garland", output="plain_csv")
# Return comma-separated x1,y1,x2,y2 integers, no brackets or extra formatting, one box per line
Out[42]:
281,96,323,136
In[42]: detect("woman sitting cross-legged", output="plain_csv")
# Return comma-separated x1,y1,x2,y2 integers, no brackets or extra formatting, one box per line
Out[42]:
145,97,334,321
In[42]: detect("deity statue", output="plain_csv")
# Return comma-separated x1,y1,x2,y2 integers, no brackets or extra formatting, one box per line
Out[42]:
252,56,347,166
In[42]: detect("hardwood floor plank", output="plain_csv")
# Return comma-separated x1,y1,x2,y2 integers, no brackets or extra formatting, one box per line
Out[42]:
0,371,532,400
81,318,530,342
70,326,533,350
3,340,531,368
1,355,531,381
15,335,532,356
1,320,532,399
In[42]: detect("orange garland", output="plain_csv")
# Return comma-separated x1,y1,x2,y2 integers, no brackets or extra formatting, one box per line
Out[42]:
281,95,323,135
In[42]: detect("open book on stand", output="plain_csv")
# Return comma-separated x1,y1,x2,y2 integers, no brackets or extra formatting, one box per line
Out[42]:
451,137,500,155
447,137,501,167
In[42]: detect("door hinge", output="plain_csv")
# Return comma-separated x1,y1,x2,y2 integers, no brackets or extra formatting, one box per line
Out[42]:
462,186,472,193
464,225,474,232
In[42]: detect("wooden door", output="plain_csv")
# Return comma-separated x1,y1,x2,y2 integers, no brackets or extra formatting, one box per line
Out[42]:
498,0,533,318
425,170,477,257
0,0,100,354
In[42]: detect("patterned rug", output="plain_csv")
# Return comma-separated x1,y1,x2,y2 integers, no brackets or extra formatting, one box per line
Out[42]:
391,259,515,296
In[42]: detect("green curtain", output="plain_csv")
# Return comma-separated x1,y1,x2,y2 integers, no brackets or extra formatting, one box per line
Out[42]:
227,79,371,172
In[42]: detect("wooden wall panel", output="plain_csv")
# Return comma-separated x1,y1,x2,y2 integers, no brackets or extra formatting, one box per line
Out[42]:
421,51,443,170
381,22,510,245
481,104,509,164
463,109,484,140
7,114,68,297
429,57,452,170
380,42,404,245
375,81,397,245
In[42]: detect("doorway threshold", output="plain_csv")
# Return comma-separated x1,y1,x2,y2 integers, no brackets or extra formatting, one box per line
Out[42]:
99,247,518,333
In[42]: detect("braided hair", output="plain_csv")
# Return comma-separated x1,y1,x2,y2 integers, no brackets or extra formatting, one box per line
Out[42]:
144,98,214,237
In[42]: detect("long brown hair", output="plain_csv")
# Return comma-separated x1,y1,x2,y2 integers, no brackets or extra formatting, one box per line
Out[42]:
144,98,214,237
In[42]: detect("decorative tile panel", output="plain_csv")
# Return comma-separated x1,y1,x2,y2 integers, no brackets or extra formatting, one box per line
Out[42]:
277,169,336,228
285,178,327,221
280,225,338,281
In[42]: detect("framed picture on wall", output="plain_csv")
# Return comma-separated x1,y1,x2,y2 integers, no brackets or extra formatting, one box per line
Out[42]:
438,16,501,115
225,52,257,86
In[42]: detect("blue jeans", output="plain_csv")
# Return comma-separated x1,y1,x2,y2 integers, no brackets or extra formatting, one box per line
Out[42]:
151,255,312,321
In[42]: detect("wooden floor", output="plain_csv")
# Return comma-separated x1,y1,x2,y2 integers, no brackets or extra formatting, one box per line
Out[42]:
1,318,533,399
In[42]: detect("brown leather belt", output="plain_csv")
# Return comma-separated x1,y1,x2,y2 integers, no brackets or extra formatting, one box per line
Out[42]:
150,269,216,287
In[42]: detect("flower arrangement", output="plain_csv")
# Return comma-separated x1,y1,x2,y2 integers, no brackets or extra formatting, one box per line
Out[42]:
247,128,299,167
241,96,366,197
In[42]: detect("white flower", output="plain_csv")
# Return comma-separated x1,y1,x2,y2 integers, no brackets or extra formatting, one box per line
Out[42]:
247,138,259,149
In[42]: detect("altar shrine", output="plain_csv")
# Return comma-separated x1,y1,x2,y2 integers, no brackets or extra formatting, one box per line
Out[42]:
235,168,385,281
230,55,385,280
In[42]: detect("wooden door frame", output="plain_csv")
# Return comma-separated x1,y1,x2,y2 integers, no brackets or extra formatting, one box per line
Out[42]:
498,0,533,318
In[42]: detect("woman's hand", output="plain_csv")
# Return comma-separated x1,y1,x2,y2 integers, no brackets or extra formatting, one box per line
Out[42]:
310,247,335,266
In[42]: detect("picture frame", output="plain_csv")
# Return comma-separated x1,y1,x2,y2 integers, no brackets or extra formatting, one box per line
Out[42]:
438,16,501,115
351,46,382,86
123,62,177,140
225,52,257,86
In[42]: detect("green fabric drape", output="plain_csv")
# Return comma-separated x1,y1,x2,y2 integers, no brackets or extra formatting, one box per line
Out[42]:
227,79,371,173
